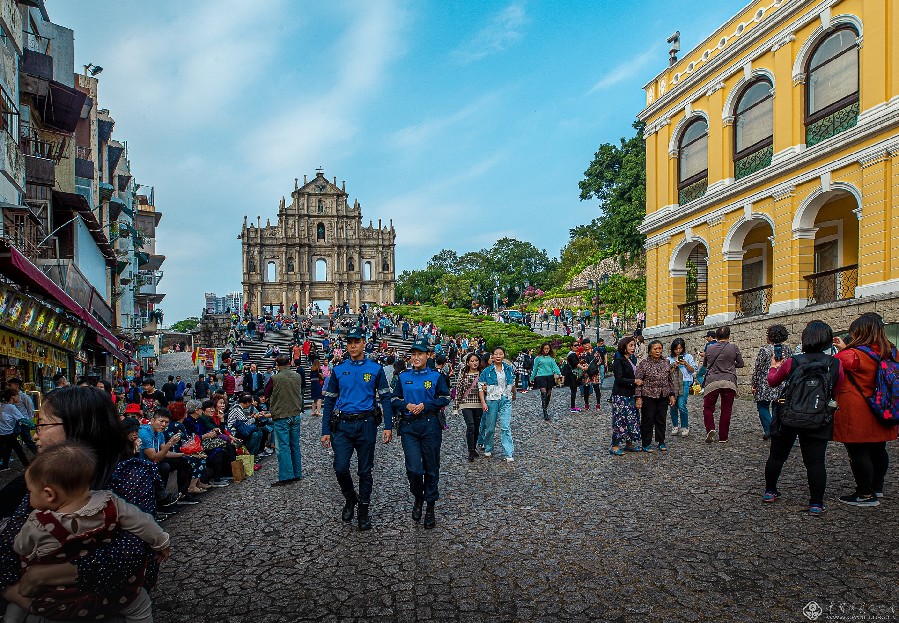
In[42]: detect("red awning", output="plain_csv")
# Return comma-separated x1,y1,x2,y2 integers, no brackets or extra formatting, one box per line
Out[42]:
93,333,127,363
0,241,126,360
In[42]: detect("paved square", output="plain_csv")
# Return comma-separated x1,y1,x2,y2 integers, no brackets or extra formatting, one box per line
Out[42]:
154,391,899,623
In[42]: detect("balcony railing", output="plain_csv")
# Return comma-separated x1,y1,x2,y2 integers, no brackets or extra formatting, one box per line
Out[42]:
678,299,708,329
734,285,773,318
75,145,91,160
805,264,858,306
19,130,68,164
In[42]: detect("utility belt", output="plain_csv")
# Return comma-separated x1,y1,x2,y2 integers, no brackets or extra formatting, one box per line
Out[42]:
330,409,381,433
404,411,439,420
339,410,376,421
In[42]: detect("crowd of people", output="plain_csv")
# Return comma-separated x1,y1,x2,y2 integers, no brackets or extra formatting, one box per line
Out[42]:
0,300,895,618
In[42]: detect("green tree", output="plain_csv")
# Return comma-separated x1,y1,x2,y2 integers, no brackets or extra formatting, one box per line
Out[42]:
171,317,200,332
594,274,646,322
578,120,647,262
427,249,461,275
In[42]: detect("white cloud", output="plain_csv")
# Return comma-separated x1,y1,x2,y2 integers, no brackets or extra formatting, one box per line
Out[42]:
244,1,409,192
390,92,501,150
451,2,528,64
588,44,661,94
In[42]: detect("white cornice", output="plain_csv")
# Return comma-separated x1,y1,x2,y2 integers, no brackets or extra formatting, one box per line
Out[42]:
640,97,899,243
639,0,835,124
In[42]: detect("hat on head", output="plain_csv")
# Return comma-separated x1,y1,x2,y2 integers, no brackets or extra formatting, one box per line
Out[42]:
346,327,365,340
121,417,141,435
125,403,142,414
706,330,717,338
410,339,430,353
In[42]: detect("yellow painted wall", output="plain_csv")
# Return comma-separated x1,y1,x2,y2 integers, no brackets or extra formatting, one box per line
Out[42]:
639,0,898,329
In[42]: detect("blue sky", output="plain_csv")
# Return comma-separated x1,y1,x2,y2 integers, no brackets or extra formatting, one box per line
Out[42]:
47,0,748,323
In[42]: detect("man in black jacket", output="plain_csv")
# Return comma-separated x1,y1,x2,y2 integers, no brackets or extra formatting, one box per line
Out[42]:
243,364,265,397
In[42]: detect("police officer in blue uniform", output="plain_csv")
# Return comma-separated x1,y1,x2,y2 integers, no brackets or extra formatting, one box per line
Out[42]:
392,339,451,529
321,327,394,531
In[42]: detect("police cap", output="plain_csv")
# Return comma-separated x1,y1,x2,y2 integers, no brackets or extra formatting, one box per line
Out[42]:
410,339,430,353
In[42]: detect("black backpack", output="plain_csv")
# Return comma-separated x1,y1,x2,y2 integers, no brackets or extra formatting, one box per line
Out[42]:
776,355,837,430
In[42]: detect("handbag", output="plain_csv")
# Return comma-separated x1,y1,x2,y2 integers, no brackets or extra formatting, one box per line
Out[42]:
230,459,246,482
236,453,255,477
235,420,257,438
201,435,228,452
180,434,203,454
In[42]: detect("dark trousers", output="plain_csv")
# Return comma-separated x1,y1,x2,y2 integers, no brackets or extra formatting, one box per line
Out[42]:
18,429,36,454
332,418,377,503
765,431,828,505
0,433,28,468
582,382,601,407
844,441,889,496
206,449,229,481
460,408,482,453
640,397,668,446
400,416,443,502
569,385,578,409
159,457,192,495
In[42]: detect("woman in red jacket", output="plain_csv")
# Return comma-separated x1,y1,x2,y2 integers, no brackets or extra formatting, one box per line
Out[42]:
833,312,899,507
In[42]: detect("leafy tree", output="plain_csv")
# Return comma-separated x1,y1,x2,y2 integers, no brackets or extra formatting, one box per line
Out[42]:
171,317,200,333
578,120,647,262
427,249,461,275
594,274,646,321
395,268,444,303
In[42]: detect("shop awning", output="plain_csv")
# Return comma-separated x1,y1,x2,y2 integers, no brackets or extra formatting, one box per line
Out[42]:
93,333,127,363
0,241,127,362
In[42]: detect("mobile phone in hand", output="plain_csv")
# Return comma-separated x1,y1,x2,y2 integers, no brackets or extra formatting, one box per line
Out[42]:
773,344,783,361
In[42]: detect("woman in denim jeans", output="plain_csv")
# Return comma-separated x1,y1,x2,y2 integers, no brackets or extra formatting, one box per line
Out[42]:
478,347,517,462
667,338,695,437
750,324,790,441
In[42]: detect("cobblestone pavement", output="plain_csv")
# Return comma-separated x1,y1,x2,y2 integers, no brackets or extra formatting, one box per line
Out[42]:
153,389,899,623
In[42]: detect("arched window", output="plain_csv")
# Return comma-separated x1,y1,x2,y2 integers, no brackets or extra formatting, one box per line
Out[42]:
734,79,773,179
315,258,327,281
805,26,859,147
363,262,372,281
347,257,355,272
678,118,708,205
317,223,325,241
266,261,277,282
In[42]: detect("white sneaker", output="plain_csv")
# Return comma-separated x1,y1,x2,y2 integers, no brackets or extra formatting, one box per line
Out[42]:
505,456,514,462
680,428,689,437
483,451,492,457
672,427,680,436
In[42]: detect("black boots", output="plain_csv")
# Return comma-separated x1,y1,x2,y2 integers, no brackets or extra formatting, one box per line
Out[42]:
341,494,357,523
423,502,436,529
541,394,552,421
412,497,424,522
357,502,372,531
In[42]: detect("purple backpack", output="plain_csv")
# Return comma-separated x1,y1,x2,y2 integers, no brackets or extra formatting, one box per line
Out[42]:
847,346,899,426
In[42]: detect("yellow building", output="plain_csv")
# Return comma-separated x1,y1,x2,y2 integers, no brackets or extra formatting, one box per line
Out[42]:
638,0,899,337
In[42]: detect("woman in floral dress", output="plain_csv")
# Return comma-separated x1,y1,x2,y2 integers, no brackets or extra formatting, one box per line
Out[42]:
609,336,643,455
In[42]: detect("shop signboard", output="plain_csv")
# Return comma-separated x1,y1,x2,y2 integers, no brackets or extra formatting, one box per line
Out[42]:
138,344,155,359
0,329,67,367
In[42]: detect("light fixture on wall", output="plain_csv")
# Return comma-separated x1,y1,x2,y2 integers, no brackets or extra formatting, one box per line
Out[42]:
83,63,104,76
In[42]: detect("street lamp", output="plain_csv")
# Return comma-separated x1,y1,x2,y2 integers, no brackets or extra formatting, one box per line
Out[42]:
586,273,609,344
493,276,500,312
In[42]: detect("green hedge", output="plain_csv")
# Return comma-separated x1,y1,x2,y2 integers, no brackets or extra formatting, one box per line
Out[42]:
389,305,574,359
